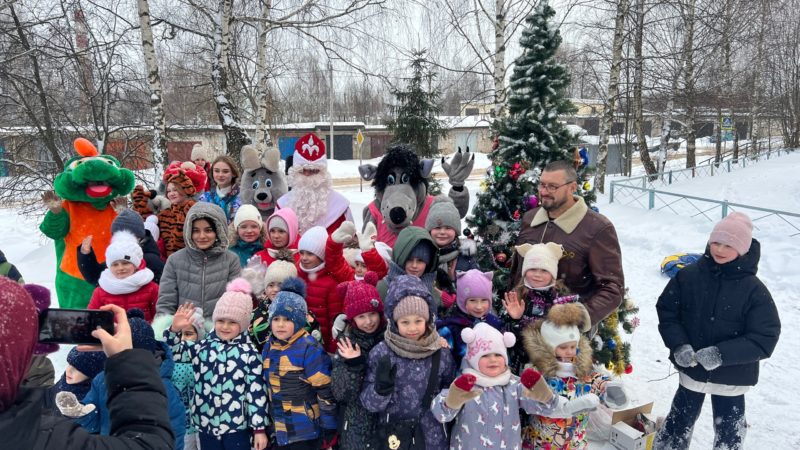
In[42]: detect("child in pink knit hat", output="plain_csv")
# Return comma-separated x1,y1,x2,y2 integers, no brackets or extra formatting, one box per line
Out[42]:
655,212,780,450
166,278,269,450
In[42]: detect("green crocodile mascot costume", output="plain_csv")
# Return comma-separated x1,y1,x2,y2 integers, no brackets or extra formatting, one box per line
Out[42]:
39,138,135,308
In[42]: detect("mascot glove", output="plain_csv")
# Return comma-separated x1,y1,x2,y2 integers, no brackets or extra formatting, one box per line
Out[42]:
445,374,482,410
695,346,722,371
331,313,347,341
521,368,554,403
151,195,171,213
441,149,475,187
604,381,628,409
548,393,600,418
332,221,357,244
131,186,154,216
56,392,96,418
41,191,63,214
358,222,378,251
673,344,698,368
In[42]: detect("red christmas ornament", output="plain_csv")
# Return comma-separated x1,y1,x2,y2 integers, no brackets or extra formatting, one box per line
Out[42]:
509,162,525,181
494,252,507,264
491,136,499,151
513,209,521,220
625,363,633,374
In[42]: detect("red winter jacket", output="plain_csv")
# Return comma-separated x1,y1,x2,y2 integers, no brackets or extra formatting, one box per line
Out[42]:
88,283,159,322
297,265,344,354
254,240,300,266
324,237,388,283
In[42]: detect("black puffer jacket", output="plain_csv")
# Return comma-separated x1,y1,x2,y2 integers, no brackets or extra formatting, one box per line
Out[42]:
0,349,173,450
77,230,164,285
656,239,781,386
331,323,386,450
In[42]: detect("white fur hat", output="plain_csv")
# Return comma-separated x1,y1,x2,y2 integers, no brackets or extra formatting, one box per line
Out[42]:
540,303,591,350
234,204,264,229
461,322,516,370
516,242,563,281
105,231,143,268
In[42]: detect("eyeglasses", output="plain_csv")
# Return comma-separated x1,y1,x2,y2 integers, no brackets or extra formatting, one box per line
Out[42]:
538,180,576,193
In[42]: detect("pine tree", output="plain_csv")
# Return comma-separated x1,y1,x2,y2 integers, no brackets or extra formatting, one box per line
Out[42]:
385,50,447,159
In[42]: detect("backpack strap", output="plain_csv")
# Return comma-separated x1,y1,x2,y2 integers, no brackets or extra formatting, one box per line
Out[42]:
421,349,441,411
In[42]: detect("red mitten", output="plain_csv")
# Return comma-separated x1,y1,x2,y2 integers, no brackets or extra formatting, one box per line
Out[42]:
454,373,477,391
520,368,542,389
441,291,456,309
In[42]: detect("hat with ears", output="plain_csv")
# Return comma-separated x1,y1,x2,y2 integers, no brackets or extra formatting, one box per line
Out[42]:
461,322,516,370
455,269,493,315
516,242,564,281
234,204,264,230
105,231,144,268
540,302,591,350
212,278,254,334
293,133,327,167
709,212,753,256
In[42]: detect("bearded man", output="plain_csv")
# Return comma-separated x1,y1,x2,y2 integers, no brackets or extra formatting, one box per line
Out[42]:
509,160,624,326
277,133,353,235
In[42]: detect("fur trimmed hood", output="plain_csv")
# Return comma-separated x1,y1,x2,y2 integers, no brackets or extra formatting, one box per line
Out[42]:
521,320,594,379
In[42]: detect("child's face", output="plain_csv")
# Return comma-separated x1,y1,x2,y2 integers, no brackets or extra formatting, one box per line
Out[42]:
214,318,241,341
212,161,234,187
464,297,490,318
354,311,380,334
397,314,427,340
525,268,553,288
430,226,456,247
354,261,368,277
192,219,217,250
65,364,89,384
478,353,507,378
271,315,295,340
166,182,188,204
109,260,136,279
269,227,289,248
266,281,281,300
555,341,578,362
710,242,738,264
193,158,207,167
181,324,199,342
237,221,261,243
299,250,322,270
404,257,427,277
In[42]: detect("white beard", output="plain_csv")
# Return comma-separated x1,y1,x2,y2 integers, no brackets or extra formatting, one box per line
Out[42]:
287,165,333,234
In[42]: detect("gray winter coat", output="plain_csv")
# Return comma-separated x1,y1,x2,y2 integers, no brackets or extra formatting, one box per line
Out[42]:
431,374,558,450
156,202,241,320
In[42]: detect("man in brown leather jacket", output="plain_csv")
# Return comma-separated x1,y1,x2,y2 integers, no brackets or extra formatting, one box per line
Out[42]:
510,160,624,325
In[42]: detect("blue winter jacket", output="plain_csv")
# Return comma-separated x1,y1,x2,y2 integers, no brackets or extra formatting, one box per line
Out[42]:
76,341,187,450
199,185,241,223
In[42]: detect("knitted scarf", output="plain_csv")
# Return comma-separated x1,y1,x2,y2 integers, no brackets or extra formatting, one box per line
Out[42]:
462,367,512,388
98,267,154,295
384,327,441,359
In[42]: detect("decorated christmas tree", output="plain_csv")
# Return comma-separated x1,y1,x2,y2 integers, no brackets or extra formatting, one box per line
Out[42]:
466,1,633,371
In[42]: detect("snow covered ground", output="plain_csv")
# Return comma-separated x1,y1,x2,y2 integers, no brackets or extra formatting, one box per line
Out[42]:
2,151,797,448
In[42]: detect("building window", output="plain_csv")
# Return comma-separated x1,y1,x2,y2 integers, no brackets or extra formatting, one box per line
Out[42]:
465,107,480,116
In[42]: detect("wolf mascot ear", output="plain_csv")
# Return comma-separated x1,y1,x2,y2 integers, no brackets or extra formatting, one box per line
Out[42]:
239,144,288,219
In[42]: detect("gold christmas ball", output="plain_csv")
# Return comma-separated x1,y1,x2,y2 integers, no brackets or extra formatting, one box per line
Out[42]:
583,181,591,191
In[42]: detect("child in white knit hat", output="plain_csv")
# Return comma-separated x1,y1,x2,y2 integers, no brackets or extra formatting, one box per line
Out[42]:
166,278,269,450
502,242,588,373
88,230,159,322
228,204,266,267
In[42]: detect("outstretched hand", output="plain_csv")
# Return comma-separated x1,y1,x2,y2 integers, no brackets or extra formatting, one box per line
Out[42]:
441,147,475,187
337,337,362,359
41,190,62,214
171,303,197,332
80,235,94,255
503,291,525,320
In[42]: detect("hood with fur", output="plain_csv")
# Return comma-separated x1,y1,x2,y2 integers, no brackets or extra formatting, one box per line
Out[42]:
521,320,594,379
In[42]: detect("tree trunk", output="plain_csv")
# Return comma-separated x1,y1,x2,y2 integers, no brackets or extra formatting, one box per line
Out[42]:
136,0,168,177
715,106,722,162
683,0,696,168
659,68,681,174
212,0,251,162
633,0,656,177
493,0,507,117
596,0,628,192
255,0,274,151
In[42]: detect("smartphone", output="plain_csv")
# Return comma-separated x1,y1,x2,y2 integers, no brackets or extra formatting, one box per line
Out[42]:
38,308,115,345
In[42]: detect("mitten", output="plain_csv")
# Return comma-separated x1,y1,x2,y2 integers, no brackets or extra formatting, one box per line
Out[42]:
604,381,628,409
131,185,154,216
358,222,378,251
151,195,171,213
444,374,482,409
521,368,554,403
374,356,397,395
695,346,722,371
332,221,357,244
565,393,600,415
441,148,475,188
673,344,698,368
332,313,347,340
55,391,96,418
144,215,160,241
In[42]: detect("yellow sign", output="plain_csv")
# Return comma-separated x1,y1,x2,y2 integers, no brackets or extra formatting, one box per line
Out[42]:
356,130,364,146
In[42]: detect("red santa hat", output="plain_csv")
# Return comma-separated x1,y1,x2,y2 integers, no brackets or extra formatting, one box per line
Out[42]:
293,133,327,168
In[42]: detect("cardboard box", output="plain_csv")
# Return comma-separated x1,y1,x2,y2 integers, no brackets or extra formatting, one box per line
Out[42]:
608,402,655,450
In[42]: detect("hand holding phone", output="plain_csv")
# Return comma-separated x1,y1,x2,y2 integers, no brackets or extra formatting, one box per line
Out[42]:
39,308,114,345
80,304,132,357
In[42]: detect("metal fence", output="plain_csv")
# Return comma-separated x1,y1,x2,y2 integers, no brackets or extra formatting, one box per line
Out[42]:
609,148,800,237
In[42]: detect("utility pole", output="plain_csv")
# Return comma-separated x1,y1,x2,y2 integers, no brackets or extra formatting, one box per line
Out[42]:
328,58,335,160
